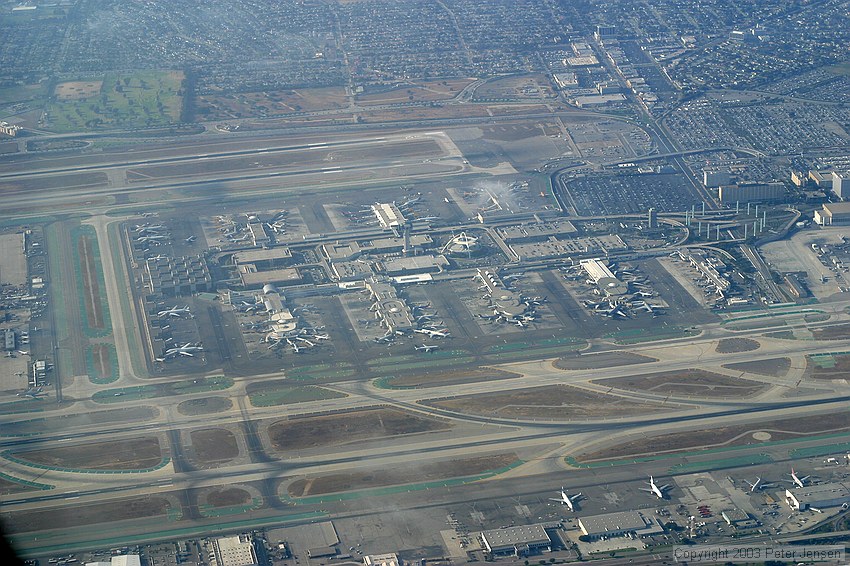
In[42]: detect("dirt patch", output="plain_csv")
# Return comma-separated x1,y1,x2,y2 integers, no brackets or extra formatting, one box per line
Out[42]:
54,80,102,101
78,233,104,330
356,79,474,106
1,496,171,533
808,354,850,379
205,487,250,507
14,437,161,470
197,87,348,119
594,369,767,398
555,352,657,370
385,368,520,388
177,396,233,416
427,385,667,420
716,338,760,353
723,358,791,377
0,477,40,495
288,453,518,496
578,411,850,462
92,344,110,379
190,428,239,464
268,408,452,451
812,323,850,340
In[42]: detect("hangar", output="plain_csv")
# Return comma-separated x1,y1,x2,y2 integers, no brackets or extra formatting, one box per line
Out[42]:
786,482,850,511
578,510,661,539
480,523,554,556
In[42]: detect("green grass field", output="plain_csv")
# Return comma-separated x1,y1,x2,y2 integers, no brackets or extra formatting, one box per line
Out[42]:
44,71,184,132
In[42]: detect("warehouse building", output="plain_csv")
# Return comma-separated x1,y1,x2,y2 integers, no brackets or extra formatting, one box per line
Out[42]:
363,553,400,566
814,202,850,226
785,482,850,511
721,508,758,529
578,511,661,539
212,534,257,566
480,523,553,556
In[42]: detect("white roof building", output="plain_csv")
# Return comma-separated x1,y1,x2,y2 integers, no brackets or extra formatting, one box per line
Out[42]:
213,534,257,566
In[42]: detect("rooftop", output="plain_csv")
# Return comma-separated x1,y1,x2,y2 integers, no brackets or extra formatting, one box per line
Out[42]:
481,524,551,550
579,511,650,536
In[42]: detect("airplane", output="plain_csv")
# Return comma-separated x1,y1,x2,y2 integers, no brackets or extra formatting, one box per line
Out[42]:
602,304,629,318
549,488,581,512
743,477,775,492
135,235,168,242
184,236,197,243
157,305,191,318
17,350,30,356
157,343,203,360
414,328,449,338
415,344,439,353
639,476,671,499
18,386,45,399
789,468,810,489
147,254,168,261
287,339,301,354
134,223,164,231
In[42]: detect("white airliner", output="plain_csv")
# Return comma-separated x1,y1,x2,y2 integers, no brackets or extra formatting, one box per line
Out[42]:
789,468,810,489
549,488,581,512
743,477,775,492
157,305,191,318
157,343,203,361
414,328,449,338
640,476,671,499
415,344,438,353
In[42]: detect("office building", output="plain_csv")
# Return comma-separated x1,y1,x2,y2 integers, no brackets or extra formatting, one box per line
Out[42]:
832,171,850,199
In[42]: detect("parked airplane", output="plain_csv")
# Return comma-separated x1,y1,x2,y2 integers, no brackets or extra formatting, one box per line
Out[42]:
18,386,44,399
789,469,810,489
157,343,203,361
414,328,449,338
640,476,671,499
744,477,775,492
157,305,191,318
549,488,581,512
415,344,439,353
184,236,197,243
147,254,168,261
